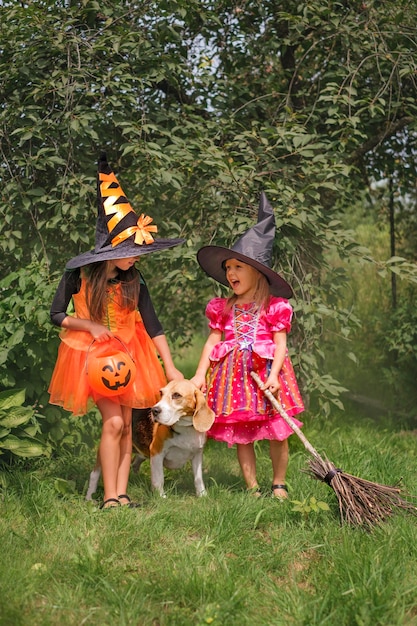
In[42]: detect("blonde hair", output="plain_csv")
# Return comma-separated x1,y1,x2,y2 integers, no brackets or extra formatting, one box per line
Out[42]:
225,267,271,313
83,261,140,322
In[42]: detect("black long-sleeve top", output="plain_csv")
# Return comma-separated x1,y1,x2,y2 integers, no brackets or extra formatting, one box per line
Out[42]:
50,268,164,339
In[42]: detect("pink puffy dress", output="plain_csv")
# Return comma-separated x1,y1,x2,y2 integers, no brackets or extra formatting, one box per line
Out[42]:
205,297,304,447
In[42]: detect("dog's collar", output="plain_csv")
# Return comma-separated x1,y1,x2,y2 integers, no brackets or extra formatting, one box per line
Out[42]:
170,419,192,435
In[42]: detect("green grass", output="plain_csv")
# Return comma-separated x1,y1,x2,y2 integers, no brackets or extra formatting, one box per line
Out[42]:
1,413,417,626
172,335,207,379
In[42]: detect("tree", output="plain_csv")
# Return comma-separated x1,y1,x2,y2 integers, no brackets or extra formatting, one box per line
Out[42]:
1,0,417,436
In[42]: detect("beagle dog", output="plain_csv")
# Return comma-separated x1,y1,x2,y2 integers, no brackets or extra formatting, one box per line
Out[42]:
85,379,214,500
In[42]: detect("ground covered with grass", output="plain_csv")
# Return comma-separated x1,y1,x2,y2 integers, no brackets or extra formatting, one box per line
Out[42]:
1,411,416,626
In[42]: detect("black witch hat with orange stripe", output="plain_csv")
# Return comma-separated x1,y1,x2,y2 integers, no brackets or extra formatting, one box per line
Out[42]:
66,153,184,269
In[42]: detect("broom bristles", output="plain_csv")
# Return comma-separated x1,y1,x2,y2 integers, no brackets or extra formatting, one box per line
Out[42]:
306,457,417,529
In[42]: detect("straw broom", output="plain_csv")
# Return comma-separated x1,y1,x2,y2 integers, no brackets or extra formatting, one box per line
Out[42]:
251,371,417,529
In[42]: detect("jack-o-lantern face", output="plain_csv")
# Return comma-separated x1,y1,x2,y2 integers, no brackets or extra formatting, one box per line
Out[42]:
102,359,132,391
87,349,136,397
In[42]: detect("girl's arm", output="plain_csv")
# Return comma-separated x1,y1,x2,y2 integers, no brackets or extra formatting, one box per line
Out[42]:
137,276,164,338
262,330,287,394
137,275,183,380
152,334,184,382
60,315,113,342
190,329,222,392
50,270,112,341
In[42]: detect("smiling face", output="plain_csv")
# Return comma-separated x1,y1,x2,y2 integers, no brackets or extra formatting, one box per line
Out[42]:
224,258,262,302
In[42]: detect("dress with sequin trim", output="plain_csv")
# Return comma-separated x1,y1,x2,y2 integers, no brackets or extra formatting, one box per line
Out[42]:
205,297,304,447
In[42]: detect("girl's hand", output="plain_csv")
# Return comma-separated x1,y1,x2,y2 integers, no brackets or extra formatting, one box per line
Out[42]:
165,366,184,382
262,373,281,396
89,322,114,342
190,374,207,393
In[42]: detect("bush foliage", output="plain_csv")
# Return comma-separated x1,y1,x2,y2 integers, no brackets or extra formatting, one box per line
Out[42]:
1,0,417,454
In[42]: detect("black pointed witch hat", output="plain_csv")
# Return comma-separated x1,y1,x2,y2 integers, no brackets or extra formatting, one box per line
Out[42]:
197,192,293,298
66,154,184,269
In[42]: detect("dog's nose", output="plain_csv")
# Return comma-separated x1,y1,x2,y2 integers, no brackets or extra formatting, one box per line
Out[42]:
151,406,161,419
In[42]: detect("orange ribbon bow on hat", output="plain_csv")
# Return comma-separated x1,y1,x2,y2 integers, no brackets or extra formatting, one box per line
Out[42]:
111,214,158,247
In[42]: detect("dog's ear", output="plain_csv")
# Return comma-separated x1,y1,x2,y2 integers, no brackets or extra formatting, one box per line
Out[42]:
192,388,215,432
149,424,172,456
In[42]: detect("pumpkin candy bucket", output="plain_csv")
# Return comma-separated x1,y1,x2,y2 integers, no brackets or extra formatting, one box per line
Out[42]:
86,338,136,397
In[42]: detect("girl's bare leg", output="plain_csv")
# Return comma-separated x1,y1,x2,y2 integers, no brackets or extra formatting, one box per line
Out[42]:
269,439,289,498
236,443,259,491
116,404,133,497
97,398,132,504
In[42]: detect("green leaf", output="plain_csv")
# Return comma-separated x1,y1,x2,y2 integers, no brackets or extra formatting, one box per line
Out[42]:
0,406,33,429
317,501,330,511
0,435,49,457
10,328,25,347
23,424,39,437
26,188,46,197
0,389,26,410
54,478,77,496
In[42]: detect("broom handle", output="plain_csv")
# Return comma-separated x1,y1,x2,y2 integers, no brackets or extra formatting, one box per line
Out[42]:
250,371,324,463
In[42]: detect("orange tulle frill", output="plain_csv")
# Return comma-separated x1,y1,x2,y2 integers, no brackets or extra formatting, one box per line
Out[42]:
48,321,166,416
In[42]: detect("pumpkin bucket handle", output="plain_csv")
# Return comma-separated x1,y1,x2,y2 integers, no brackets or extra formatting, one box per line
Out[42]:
85,337,137,397
85,337,135,376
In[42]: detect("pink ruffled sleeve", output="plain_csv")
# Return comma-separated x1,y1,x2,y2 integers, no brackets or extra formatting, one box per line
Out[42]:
265,297,293,333
205,297,227,331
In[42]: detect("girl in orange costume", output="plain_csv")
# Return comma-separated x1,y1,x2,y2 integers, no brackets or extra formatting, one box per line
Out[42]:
49,154,183,509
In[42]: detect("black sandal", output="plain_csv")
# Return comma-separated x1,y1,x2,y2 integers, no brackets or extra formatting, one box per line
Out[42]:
100,498,120,510
118,494,141,508
271,484,288,500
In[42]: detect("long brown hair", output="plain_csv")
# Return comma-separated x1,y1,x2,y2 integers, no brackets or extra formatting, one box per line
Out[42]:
83,261,140,322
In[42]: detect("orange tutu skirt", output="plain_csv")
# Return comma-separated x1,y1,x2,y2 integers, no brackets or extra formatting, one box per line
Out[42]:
48,322,166,416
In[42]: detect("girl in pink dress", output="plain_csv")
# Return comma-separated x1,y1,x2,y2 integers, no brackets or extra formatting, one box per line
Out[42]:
192,193,304,499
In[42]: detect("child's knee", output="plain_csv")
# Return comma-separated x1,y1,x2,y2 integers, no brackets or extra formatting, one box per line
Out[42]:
103,414,125,437
269,439,288,454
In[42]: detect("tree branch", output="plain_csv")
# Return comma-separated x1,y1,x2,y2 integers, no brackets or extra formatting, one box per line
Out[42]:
347,116,414,163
